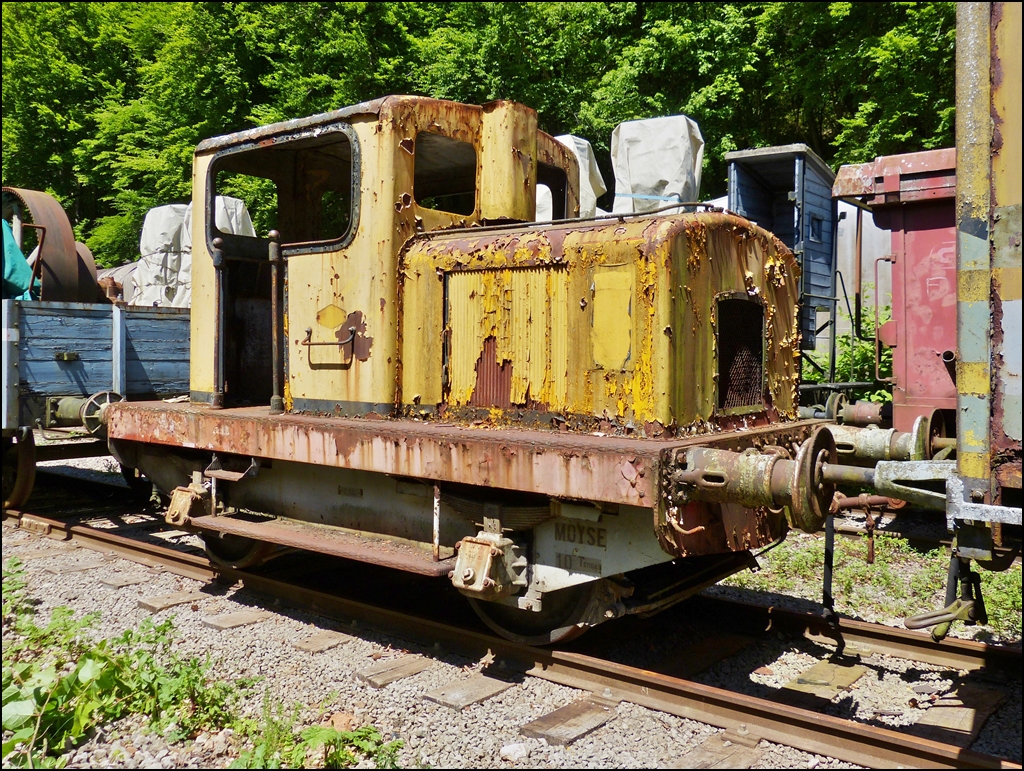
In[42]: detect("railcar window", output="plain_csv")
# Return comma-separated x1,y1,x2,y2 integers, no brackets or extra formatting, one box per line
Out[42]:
810,215,824,243
537,162,568,220
717,298,765,411
414,131,477,215
209,127,356,248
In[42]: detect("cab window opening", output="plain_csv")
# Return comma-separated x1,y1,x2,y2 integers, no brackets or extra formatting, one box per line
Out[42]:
208,125,357,250
414,131,477,215
537,162,568,220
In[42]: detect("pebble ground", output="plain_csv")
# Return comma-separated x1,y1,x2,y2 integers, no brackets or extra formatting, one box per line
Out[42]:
3,464,1020,768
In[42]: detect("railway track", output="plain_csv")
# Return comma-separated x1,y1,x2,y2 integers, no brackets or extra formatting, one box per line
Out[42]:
3,472,1021,770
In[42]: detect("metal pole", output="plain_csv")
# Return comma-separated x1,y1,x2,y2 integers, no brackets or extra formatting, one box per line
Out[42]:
432,484,441,562
211,237,225,409
854,207,865,339
268,230,283,415
823,514,837,624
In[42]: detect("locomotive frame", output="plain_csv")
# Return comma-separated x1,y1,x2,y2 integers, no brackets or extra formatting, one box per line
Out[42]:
106,95,840,643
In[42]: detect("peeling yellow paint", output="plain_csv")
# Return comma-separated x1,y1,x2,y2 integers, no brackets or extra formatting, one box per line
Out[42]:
959,451,992,480
447,266,569,407
403,211,799,431
960,429,989,451
189,97,582,413
958,269,991,303
957,361,991,395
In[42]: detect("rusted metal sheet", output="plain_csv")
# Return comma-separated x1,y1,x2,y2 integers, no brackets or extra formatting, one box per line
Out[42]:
831,148,956,204
2,187,98,303
992,203,1021,453
990,2,1022,482
190,96,582,418
108,400,824,509
479,100,538,222
190,514,454,577
401,211,801,436
832,151,958,432
954,2,1022,505
955,3,996,491
448,266,568,408
194,98,386,153
537,133,581,219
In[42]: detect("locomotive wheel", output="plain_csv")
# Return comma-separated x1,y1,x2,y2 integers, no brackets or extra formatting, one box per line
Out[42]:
467,580,601,645
119,465,154,500
203,532,273,570
3,429,37,510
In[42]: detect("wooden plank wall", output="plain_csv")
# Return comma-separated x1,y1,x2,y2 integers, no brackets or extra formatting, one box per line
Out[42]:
124,307,190,397
15,302,189,399
18,303,113,398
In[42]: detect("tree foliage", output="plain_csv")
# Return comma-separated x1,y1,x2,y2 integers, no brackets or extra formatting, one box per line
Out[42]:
2,2,956,266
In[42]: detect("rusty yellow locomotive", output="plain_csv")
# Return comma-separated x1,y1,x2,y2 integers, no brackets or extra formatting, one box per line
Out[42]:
108,96,842,643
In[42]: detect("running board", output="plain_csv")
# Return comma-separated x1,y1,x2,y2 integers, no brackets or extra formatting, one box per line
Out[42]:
191,514,455,577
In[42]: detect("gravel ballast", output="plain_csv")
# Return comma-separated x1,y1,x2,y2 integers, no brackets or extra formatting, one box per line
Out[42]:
4,472,1021,768
0,527,861,769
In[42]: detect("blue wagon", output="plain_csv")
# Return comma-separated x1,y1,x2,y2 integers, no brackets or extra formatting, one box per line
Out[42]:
2,299,189,506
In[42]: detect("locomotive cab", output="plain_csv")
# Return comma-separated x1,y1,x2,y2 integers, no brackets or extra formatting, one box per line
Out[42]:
187,96,579,412
109,97,837,644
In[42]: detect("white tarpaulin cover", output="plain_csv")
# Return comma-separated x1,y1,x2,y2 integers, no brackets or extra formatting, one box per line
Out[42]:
536,134,607,222
131,196,254,308
610,115,704,215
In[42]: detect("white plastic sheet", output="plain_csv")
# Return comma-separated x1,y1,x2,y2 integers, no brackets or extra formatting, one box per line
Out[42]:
536,135,607,221
130,196,254,308
610,115,704,215
555,134,607,219
132,204,188,308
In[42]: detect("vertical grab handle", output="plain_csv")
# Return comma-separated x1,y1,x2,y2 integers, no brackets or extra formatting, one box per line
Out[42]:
874,254,896,383
211,237,225,409
268,231,284,415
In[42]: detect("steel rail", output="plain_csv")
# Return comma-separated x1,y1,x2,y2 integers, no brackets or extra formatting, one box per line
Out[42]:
232,570,1020,770
2,508,215,582
696,596,1021,676
3,508,1019,769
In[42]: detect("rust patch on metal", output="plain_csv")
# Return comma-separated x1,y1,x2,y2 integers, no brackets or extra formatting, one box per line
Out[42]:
994,459,1021,491
402,210,799,437
469,337,513,408
338,310,373,361
108,401,826,512
191,514,454,576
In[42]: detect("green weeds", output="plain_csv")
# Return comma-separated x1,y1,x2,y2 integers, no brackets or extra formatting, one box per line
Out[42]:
723,533,1022,640
2,557,402,768
229,688,403,769
2,557,247,766
802,300,893,403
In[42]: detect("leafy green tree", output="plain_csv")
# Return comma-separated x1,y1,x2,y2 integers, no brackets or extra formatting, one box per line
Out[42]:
1,3,146,225
2,1,957,265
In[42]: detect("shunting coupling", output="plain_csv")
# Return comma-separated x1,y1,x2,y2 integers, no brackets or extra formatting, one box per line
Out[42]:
45,391,124,438
667,426,837,533
820,458,956,511
828,409,947,464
